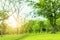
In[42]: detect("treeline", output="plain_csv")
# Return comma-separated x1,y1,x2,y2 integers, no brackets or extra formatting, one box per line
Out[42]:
0,18,60,35
20,19,60,33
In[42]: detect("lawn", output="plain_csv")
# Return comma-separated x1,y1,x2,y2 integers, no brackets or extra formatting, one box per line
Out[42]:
21,33,60,40
0,33,60,40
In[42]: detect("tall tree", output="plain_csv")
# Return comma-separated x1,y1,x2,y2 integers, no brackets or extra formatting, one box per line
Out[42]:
28,0,60,33
0,10,9,35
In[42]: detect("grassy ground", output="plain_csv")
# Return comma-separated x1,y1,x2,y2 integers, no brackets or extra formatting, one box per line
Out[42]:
21,33,60,40
0,34,27,40
0,33,60,40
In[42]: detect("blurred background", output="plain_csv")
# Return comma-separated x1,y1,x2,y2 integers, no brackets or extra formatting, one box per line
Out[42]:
0,0,60,40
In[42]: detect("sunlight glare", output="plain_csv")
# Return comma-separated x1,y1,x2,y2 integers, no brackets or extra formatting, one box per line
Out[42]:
5,13,17,28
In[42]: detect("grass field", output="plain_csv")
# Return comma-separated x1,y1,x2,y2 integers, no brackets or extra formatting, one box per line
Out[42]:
0,33,60,40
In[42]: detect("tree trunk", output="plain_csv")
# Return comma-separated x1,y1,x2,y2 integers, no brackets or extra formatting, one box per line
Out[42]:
50,13,56,33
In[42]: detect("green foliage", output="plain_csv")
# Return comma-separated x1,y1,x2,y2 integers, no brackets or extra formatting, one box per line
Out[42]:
34,0,60,18
0,10,8,20
28,0,60,33
20,20,52,33
0,10,9,35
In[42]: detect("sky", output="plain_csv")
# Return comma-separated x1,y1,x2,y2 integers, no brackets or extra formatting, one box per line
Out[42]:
0,0,46,28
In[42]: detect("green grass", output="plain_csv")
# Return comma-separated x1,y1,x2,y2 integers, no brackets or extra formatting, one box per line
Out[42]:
0,34,28,40
21,33,60,40
0,33,60,40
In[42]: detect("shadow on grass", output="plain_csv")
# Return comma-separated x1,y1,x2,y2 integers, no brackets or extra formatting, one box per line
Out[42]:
15,34,29,40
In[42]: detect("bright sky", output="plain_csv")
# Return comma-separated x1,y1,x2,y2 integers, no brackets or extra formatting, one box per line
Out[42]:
0,0,46,28
3,0,33,28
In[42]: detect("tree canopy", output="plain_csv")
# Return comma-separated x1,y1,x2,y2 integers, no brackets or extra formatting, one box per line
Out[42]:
28,0,60,33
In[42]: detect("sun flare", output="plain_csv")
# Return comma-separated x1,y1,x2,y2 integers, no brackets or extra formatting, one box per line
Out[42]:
5,13,17,28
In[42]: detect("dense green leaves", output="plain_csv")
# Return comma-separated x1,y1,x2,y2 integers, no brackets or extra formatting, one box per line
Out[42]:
27,0,60,33
20,20,52,33
0,10,9,35
0,10,8,20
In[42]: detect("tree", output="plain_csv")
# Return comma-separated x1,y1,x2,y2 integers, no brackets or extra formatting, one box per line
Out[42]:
28,0,60,33
20,20,47,33
0,10,9,35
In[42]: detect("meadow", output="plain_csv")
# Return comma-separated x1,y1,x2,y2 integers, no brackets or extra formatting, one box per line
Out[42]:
0,33,60,40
